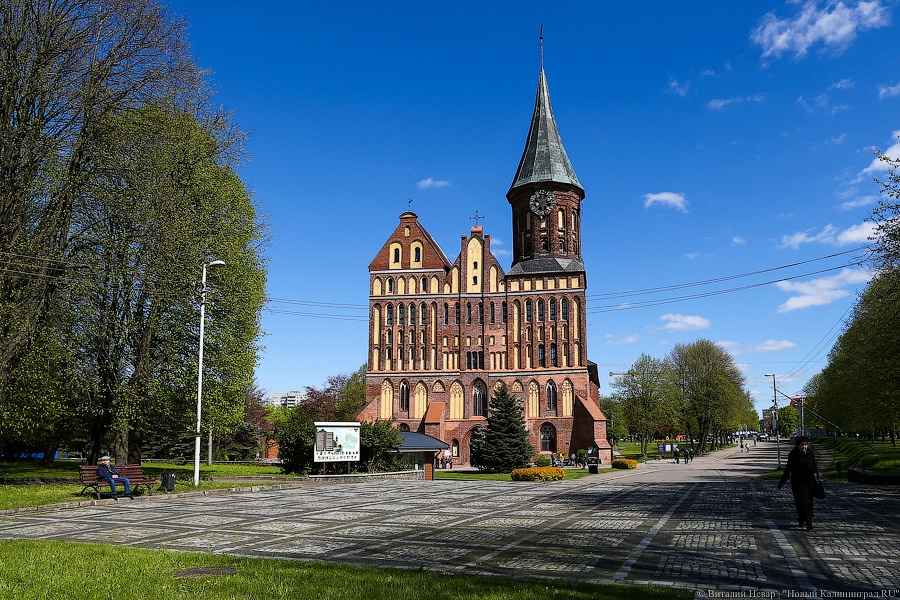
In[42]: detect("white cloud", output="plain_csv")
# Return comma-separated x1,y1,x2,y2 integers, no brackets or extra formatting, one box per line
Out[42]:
719,339,798,356
859,130,900,178
604,333,640,345
416,177,449,189
830,78,854,90
779,221,877,248
879,82,900,99
839,195,877,211
659,313,711,331
667,78,690,97
644,192,688,212
732,236,748,245
707,94,765,111
751,0,890,60
753,339,799,352
837,221,878,244
775,267,871,312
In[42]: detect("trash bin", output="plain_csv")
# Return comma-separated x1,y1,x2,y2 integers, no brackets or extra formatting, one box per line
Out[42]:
587,457,598,474
160,471,176,492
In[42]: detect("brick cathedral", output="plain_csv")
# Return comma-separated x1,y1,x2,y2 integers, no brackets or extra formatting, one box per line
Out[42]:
358,66,612,466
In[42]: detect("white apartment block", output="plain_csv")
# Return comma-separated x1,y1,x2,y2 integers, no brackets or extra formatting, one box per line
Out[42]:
266,391,309,409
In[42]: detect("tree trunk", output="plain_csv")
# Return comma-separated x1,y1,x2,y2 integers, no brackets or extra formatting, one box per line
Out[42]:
128,428,143,464
115,426,128,465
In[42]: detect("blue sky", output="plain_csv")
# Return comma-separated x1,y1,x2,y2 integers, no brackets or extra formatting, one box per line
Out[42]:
169,1,899,417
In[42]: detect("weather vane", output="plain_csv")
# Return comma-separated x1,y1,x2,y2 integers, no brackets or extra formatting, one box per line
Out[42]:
407,198,413,211
470,210,485,226
540,25,544,68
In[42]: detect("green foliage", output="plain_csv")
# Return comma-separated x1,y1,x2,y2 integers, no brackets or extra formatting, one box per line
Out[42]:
612,354,677,456
600,395,628,444
469,383,534,473
611,458,638,469
335,364,367,421
666,340,746,453
810,150,900,442
359,420,402,473
0,539,692,600
533,455,551,467
511,466,565,481
777,405,798,438
273,410,317,475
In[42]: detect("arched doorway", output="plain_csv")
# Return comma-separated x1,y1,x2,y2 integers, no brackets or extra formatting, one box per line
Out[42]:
540,423,557,453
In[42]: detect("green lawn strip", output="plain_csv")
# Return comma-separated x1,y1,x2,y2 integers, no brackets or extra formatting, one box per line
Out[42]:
758,437,900,481
0,460,293,481
0,479,286,511
817,437,900,478
0,460,306,512
0,539,691,600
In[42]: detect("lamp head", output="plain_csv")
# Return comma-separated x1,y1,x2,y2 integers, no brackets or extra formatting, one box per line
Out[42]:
207,260,226,268
764,373,774,377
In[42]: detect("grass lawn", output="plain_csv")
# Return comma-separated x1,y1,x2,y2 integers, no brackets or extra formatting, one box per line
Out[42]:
0,460,300,511
0,539,692,600
817,437,900,478
758,436,900,481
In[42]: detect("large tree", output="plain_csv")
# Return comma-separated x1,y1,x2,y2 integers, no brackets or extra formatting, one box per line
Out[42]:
469,383,534,473
612,353,676,456
0,0,199,419
667,340,745,454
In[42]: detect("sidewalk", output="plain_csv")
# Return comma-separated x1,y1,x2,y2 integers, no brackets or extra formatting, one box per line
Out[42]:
0,441,897,596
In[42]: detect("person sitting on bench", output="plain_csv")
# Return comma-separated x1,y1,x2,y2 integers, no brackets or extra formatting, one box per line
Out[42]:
97,456,132,498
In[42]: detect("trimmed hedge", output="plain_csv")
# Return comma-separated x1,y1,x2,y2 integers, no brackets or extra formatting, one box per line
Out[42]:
533,455,552,467
511,467,566,481
611,458,638,470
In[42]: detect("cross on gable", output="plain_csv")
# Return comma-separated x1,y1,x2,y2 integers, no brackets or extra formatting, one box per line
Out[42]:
470,210,485,226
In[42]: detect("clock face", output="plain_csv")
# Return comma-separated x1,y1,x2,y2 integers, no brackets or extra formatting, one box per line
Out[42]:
529,189,556,216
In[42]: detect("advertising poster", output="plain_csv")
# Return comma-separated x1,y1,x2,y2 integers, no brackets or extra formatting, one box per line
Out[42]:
313,422,360,463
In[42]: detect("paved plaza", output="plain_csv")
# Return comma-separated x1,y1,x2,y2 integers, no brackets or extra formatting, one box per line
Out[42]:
1,443,899,598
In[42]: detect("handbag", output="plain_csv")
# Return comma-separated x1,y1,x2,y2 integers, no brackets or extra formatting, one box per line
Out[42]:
813,475,825,499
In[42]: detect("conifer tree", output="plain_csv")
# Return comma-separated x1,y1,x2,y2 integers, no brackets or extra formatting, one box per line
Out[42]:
470,383,534,473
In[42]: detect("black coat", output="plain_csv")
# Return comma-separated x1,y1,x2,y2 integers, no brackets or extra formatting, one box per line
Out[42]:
778,445,819,523
96,464,119,480
779,446,818,491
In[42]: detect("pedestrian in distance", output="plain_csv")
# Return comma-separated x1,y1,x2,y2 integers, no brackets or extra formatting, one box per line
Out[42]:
688,448,694,462
777,436,820,530
673,445,679,464
97,456,132,499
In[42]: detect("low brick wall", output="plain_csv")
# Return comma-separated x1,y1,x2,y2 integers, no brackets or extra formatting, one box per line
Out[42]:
307,470,424,484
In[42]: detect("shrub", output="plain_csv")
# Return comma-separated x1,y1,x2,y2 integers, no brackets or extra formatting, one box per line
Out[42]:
611,458,638,470
533,455,551,467
511,467,565,481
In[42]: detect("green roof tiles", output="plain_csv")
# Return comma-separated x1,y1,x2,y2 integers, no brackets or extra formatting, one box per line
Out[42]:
509,68,582,194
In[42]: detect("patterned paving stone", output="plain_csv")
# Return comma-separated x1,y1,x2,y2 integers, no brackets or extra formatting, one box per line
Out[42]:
1,443,899,596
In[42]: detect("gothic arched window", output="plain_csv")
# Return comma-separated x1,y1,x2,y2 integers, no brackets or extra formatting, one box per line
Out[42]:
473,382,488,417
547,380,558,413
540,423,557,453
399,381,410,412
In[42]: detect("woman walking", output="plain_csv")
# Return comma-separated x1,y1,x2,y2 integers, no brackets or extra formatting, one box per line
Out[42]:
777,436,819,530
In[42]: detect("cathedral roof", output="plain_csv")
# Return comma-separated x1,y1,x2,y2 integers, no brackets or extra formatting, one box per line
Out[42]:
506,257,584,276
508,68,583,194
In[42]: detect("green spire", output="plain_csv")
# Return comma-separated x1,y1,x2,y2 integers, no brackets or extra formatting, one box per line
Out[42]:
508,68,582,194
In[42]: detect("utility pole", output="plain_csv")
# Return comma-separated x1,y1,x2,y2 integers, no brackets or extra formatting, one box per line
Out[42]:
765,373,781,469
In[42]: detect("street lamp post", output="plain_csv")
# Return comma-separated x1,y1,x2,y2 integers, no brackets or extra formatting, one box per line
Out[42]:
765,373,781,469
194,260,225,486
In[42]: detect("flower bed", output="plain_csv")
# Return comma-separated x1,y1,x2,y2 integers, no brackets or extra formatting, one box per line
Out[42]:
511,467,566,481
611,458,638,470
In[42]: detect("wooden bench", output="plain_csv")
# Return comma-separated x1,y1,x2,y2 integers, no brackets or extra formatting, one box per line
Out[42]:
79,464,158,500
